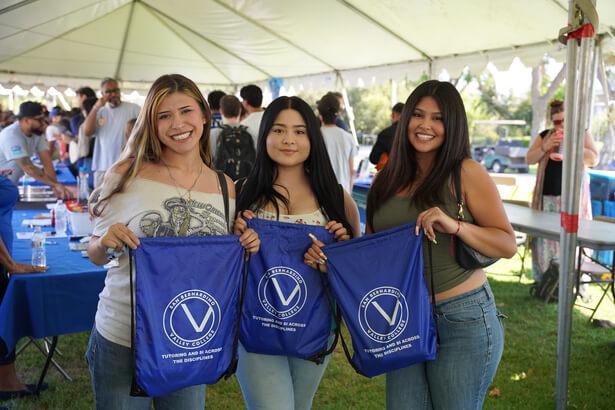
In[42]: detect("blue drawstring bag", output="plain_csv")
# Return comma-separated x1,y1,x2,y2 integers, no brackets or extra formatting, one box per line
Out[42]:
130,236,246,397
241,218,336,362
323,223,437,378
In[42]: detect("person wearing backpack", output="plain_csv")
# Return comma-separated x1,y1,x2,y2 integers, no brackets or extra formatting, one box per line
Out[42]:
211,95,256,180
234,96,361,410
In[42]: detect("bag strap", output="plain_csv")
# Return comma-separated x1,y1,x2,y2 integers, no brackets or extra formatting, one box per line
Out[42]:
427,240,440,346
319,268,365,376
308,269,341,364
128,250,148,397
223,251,250,379
452,163,465,221
216,171,230,233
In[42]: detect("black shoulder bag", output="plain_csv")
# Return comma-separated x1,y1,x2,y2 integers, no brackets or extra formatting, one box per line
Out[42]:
452,164,499,270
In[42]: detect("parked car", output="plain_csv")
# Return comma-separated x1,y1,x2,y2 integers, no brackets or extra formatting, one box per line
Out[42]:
472,145,495,163
482,139,529,173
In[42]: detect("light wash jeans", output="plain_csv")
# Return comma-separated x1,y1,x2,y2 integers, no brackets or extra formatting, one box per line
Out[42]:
236,343,332,410
85,327,206,410
386,282,505,410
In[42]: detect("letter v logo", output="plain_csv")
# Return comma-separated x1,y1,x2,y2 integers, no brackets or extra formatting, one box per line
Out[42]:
271,277,300,306
181,304,215,333
371,300,401,326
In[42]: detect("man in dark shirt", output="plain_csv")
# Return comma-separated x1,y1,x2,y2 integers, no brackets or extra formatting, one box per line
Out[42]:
207,90,226,129
369,102,404,169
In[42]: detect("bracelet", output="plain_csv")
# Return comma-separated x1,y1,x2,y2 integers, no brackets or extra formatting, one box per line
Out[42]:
453,220,461,236
105,247,126,260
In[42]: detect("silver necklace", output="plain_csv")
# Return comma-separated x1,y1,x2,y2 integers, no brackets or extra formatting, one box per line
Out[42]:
161,159,204,204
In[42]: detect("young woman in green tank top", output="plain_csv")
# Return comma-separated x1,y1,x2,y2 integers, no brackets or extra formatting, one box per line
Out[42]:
366,80,517,410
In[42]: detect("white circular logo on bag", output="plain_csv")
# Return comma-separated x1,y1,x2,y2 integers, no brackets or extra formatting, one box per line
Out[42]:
358,286,409,344
163,289,220,350
258,266,307,319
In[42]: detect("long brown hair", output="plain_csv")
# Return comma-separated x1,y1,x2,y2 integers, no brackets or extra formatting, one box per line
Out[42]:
366,80,471,229
549,99,564,119
91,74,212,216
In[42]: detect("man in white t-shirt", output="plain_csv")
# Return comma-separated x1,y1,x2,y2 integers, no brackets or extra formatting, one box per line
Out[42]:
239,84,264,149
317,93,359,193
0,102,72,198
45,107,63,158
83,78,140,187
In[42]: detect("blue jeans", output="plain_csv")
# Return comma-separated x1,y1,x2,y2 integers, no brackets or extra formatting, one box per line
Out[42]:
85,327,206,410
236,343,332,410
386,282,505,410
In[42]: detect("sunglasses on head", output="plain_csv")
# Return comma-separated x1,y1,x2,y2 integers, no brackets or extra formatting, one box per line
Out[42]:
553,119,564,126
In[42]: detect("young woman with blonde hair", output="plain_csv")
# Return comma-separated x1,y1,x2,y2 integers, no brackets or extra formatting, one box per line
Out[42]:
86,73,259,409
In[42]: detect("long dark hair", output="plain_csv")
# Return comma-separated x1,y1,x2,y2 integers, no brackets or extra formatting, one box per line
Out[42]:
366,80,471,229
237,96,353,237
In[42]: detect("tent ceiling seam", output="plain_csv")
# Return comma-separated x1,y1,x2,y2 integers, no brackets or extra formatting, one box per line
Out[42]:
0,0,107,42
139,0,272,79
0,1,130,66
549,0,568,13
211,0,338,72
0,68,233,88
143,3,234,84
114,0,137,80
337,0,432,61
0,0,40,16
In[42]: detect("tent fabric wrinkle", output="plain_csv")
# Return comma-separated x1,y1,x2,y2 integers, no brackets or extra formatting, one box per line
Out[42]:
0,0,613,88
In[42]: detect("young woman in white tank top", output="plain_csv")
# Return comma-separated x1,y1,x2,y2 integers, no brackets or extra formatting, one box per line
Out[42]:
233,96,361,410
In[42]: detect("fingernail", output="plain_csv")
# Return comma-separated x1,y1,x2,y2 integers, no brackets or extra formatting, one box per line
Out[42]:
415,226,419,236
308,233,318,241
432,238,438,245
319,253,328,260
318,259,325,265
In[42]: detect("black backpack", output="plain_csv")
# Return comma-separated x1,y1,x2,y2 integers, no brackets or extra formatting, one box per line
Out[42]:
530,259,559,303
214,125,256,181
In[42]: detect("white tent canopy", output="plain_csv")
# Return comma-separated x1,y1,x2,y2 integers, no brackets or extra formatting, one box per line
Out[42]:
0,0,614,91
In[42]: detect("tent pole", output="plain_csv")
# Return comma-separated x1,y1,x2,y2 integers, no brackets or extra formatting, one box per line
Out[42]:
597,43,615,166
335,72,358,142
391,79,398,106
556,1,597,409
587,38,599,129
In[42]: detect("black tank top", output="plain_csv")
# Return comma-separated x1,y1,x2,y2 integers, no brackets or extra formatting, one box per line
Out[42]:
540,129,562,196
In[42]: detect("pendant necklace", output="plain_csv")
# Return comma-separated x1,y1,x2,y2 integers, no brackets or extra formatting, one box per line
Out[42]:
161,159,204,205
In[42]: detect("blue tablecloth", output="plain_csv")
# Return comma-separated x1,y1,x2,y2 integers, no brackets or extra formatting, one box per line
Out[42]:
0,210,106,353
24,165,76,186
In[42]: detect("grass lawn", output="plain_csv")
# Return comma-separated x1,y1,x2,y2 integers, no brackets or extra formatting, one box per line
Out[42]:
6,249,615,409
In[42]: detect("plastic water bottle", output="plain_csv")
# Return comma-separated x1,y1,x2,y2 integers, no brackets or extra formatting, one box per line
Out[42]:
31,226,46,268
78,167,91,205
54,200,67,237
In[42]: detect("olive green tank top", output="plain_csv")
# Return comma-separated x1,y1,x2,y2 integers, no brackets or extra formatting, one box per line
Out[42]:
371,185,475,294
